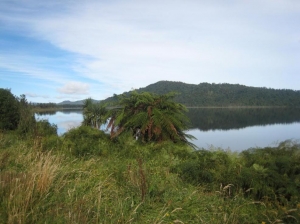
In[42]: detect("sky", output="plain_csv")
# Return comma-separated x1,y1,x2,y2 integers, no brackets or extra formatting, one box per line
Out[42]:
0,0,299,103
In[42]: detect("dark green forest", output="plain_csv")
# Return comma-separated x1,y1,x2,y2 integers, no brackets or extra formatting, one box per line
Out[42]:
104,81,300,107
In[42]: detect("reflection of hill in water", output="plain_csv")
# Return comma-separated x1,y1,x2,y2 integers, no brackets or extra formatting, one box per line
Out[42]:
35,109,83,116
187,108,300,131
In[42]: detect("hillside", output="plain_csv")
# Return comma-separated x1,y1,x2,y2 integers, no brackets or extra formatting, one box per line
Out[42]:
62,81,300,107
134,81,300,107
57,99,100,106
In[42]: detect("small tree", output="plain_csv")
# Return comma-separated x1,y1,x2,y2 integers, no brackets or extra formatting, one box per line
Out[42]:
82,98,107,129
17,94,36,135
0,88,20,130
107,91,195,145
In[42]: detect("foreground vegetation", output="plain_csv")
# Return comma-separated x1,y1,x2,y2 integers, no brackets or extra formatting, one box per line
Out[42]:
1,127,300,223
1,88,300,223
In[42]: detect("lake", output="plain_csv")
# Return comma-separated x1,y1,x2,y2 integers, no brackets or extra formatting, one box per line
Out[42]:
35,108,300,152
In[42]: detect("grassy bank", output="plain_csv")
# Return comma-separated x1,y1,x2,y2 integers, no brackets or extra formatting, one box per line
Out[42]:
0,127,299,223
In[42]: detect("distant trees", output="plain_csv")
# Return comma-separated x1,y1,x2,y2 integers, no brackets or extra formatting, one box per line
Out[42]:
33,102,58,109
105,81,300,107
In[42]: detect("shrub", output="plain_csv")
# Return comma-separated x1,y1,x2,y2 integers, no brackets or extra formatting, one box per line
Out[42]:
172,149,239,190
62,126,110,157
41,135,62,151
16,95,36,136
0,89,20,130
34,119,57,137
240,141,300,204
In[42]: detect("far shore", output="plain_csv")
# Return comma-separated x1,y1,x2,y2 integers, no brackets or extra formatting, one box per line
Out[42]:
32,105,293,113
33,107,82,112
185,106,289,109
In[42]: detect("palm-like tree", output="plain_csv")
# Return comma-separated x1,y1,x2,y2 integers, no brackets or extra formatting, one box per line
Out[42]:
107,91,195,145
82,98,107,129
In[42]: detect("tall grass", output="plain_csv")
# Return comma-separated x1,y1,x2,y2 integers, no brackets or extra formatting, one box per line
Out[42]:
0,147,59,223
0,128,299,223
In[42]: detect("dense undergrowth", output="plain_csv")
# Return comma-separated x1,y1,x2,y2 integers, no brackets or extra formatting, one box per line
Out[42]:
1,125,300,223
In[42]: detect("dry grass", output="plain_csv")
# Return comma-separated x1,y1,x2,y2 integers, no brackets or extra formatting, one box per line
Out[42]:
1,131,299,223
32,151,60,194
0,149,60,224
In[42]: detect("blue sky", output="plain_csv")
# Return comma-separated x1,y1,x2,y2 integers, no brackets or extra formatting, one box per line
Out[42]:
1,0,299,103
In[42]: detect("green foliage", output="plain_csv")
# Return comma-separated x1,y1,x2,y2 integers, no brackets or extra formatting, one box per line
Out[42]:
173,141,300,212
32,102,59,110
173,149,240,190
0,130,299,223
41,135,62,151
107,91,195,145
62,126,110,157
16,95,37,136
0,89,57,139
34,119,57,137
82,98,108,129
0,88,20,130
240,141,300,203
104,81,300,107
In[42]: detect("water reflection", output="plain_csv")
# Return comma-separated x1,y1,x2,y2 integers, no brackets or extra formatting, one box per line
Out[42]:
35,109,83,116
186,108,300,151
35,110,83,135
187,108,300,131
35,108,300,151
189,123,300,151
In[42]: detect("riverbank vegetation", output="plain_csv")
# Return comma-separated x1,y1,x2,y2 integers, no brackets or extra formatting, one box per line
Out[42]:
1,128,299,223
1,88,300,223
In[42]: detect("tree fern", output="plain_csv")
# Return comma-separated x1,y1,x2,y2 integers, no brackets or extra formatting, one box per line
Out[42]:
106,91,195,146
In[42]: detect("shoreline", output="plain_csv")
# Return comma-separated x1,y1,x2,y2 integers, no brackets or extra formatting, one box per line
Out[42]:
33,105,296,112
186,106,289,109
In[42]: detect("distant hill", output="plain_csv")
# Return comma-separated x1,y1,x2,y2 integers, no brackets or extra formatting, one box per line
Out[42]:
59,81,300,107
104,81,300,107
57,99,99,106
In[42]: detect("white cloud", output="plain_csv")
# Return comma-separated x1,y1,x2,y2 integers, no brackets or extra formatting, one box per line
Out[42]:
29,1,298,86
58,81,89,95
1,0,300,102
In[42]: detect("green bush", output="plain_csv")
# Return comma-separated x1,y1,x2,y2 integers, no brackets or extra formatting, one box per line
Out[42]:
172,149,238,190
41,135,62,151
16,95,36,136
62,126,110,157
34,119,57,137
173,141,300,209
240,141,300,204
0,89,20,130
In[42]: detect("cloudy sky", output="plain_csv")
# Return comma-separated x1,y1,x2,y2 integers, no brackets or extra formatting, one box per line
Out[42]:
0,0,299,103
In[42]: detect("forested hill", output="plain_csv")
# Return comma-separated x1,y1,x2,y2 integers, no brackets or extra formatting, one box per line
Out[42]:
107,81,300,107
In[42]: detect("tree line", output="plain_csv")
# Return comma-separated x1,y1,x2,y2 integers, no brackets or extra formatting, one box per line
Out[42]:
103,81,300,107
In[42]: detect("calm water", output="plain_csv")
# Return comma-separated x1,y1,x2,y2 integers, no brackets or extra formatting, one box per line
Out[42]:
35,108,300,151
